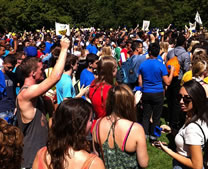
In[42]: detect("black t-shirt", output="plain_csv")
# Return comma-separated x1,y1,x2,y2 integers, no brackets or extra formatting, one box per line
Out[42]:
75,59,87,80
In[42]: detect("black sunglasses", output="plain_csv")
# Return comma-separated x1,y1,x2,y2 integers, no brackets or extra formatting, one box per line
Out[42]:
178,94,192,104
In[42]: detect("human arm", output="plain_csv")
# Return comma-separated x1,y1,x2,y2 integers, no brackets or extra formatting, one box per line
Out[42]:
76,85,89,98
159,142,203,169
163,66,174,86
23,37,70,100
135,124,149,168
138,74,143,87
9,35,18,54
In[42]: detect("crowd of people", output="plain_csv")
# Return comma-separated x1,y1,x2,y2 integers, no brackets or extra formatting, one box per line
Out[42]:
0,26,208,169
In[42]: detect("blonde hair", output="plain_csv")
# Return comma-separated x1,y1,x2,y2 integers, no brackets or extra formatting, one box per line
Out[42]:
160,42,169,53
192,60,208,78
191,49,207,66
101,46,112,57
188,40,200,52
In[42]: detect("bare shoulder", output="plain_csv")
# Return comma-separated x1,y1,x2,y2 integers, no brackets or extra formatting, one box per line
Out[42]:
90,156,105,169
131,122,144,132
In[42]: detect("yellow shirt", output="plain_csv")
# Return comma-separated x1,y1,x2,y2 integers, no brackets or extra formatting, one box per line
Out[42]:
181,70,208,85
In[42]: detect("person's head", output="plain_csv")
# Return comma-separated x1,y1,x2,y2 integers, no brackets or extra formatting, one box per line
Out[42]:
191,50,207,65
187,40,200,52
105,37,111,46
48,98,93,169
192,60,208,78
176,35,186,47
48,46,61,67
160,41,169,53
3,55,17,73
106,84,136,121
179,80,208,123
38,41,46,51
101,46,112,56
45,36,52,42
23,39,30,47
91,37,99,46
0,45,5,56
19,57,43,82
0,119,23,169
96,56,117,85
64,54,78,72
16,51,26,66
132,40,143,54
148,43,160,57
86,53,99,69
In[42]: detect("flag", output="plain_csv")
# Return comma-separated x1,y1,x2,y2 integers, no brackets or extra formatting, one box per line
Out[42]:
55,22,70,36
189,22,196,31
195,11,202,25
142,20,150,31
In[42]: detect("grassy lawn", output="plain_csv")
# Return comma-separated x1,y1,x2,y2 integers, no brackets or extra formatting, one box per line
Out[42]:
147,132,172,169
146,115,173,169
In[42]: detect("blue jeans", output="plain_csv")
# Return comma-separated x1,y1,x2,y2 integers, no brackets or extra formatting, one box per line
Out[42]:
0,109,16,125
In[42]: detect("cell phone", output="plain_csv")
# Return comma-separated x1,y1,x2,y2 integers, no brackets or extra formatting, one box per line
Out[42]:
153,141,161,147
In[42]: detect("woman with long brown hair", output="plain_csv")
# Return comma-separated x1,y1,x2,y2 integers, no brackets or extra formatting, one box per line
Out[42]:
32,98,105,169
157,80,208,169
92,84,149,169
89,56,117,119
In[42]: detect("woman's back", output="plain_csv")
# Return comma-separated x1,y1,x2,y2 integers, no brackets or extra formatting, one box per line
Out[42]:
93,117,148,168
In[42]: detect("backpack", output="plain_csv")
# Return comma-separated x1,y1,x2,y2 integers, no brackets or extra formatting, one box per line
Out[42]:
116,55,137,84
193,122,208,169
166,50,180,77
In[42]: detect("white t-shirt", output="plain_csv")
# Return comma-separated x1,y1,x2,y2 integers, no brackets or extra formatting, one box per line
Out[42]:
175,119,208,157
0,58,3,70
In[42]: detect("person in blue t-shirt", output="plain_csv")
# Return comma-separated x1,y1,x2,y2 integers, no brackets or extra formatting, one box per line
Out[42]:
86,37,99,55
138,43,174,143
43,36,54,54
80,53,99,87
56,54,88,104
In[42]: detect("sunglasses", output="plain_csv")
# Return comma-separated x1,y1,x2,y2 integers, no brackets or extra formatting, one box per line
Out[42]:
178,94,192,104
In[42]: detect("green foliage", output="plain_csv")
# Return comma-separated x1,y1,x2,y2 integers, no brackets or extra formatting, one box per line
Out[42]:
0,0,207,31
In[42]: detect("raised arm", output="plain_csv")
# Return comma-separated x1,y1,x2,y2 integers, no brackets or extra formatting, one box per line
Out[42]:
23,37,70,100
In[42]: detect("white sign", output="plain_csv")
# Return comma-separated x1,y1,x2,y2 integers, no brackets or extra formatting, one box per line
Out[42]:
142,20,150,31
195,11,202,25
55,22,70,36
189,22,196,31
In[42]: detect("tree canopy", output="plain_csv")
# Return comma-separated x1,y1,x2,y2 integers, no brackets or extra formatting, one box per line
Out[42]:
0,0,207,31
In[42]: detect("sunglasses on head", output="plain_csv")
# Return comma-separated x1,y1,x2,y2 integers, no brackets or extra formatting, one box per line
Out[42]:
178,94,192,104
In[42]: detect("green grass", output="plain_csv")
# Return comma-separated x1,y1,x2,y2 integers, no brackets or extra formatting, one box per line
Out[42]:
145,116,172,169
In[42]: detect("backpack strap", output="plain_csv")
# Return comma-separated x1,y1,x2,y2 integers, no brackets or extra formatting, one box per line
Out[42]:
193,122,206,146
